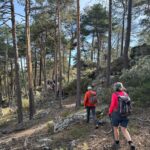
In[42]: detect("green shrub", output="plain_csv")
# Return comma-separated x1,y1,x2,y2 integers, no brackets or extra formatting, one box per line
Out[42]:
120,56,150,106
99,87,113,104
22,98,29,111
47,120,54,134
127,81,150,106
64,77,92,95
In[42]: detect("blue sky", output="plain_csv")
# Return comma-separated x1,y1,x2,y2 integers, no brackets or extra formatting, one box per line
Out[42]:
14,0,99,21
13,0,139,47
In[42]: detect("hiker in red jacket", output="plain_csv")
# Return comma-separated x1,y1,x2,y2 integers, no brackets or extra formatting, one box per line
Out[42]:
108,82,135,150
84,86,98,128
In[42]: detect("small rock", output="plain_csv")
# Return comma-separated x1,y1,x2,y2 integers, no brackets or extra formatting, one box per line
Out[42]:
90,134,97,138
38,138,52,143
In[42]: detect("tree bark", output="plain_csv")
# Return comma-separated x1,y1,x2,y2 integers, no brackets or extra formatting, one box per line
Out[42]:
10,60,14,100
76,0,81,108
54,3,58,99
34,48,37,90
123,0,132,69
106,0,112,87
39,55,42,86
25,0,35,119
120,0,126,56
57,0,62,108
67,32,74,83
96,32,101,71
40,34,47,91
0,76,2,108
91,32,95,62
10,0,23,123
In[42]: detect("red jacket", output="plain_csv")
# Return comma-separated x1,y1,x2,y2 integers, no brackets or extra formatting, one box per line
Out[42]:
109,91,128,115
84,90,96,107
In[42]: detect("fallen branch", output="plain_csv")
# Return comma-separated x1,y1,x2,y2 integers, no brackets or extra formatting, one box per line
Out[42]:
102,129,112,135
130,117,150,123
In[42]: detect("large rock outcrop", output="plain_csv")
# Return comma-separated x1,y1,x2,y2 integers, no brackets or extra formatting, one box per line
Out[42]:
130,43,150,59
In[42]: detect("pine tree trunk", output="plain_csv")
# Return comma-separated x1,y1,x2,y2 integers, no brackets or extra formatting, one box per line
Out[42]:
54,8,58,100
120,0,126,56
0,76,2,109
57,0,62,108
34,48,37,90
62,46,65,75
20,57,27,96
4,36,9,101
123,0,132,69
116,31,120,58
96,32,101,71
10,60,14,100
91,32,95,62
39,56,42,86
10,0,23,123
76,0,81,108
25,0,35,119
40,35,47,91
67,32,73,83
106,0,112,87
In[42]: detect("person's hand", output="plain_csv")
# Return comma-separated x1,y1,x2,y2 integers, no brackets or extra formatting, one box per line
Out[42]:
108,113,111,118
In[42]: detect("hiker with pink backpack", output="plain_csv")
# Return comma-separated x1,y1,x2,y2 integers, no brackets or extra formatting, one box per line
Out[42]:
108,82,135,150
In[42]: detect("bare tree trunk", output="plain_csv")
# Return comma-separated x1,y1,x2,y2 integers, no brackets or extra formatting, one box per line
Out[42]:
54,7,58,100
123,0,132,69
67,32,73,83
106,0,112,87
34,48,37,90
116,31,120,58
62,45,65,75
57,0,62,108
91,32,95,62
10,60,14,100
40,34,47,91
0,76,2,109
120,0,126,56
96,32,101,71
25,0,35,119
76,0,81,108
39,56,42,86
4,36,9,101
10,0,23,123
21,58,28,97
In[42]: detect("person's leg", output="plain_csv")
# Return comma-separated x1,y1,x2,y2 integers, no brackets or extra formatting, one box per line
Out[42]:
120,118,135,150
111,113,120,148
121,127,132,141
110,126,120,149
121,126,135,149
91,107,96,124
91,107,99,128
86,107,90,123
113,126,120,141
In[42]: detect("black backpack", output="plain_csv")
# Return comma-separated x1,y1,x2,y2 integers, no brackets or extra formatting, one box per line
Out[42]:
89,92,97,104
115,92,131,117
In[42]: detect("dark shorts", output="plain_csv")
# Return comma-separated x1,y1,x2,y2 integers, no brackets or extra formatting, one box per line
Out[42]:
111,112,129,128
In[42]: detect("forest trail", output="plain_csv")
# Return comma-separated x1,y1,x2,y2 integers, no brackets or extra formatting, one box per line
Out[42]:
0,122,47,144
0,97,150,149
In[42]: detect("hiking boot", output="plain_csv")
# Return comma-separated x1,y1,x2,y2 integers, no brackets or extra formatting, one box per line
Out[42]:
130,143,135,150
111,143,120,150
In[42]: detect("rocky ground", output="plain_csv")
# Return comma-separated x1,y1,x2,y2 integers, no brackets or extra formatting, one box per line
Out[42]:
0,95,150,150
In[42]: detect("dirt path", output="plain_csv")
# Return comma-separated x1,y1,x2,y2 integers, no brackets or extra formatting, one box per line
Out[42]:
0,100,150,150
0,122,47,144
